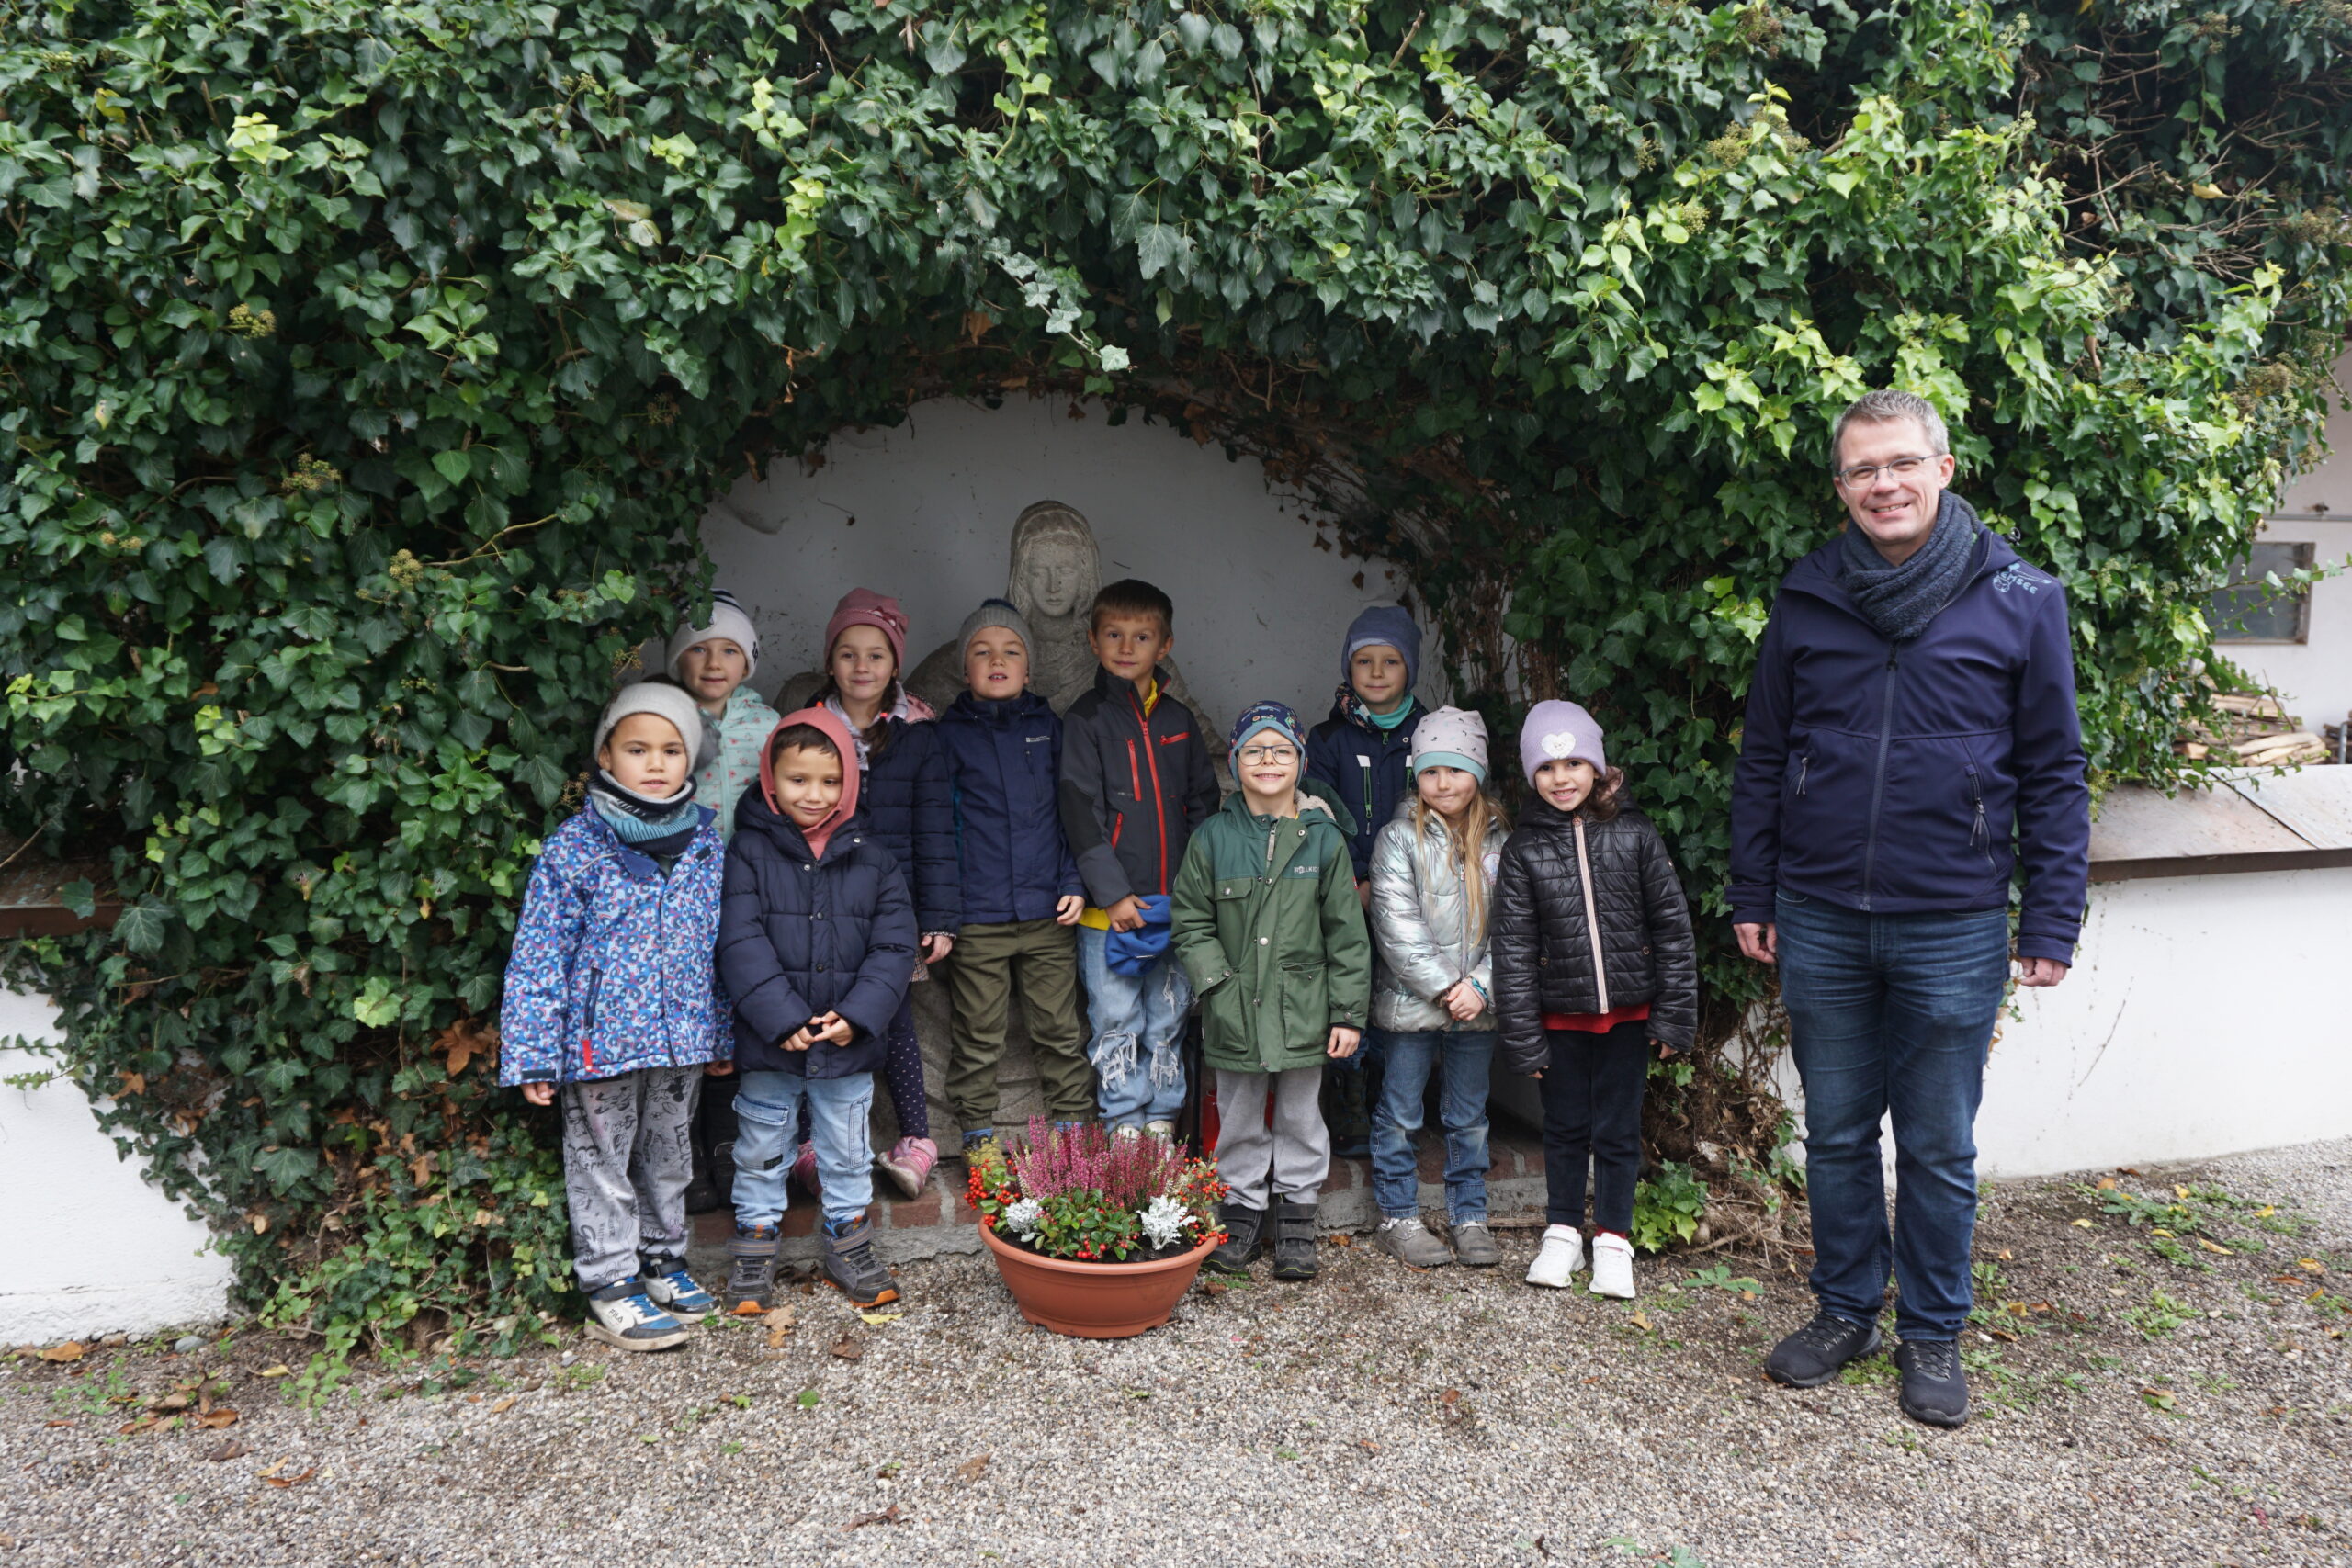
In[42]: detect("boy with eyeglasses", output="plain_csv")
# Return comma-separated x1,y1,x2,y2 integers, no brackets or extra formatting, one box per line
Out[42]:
1172,701,1372,1282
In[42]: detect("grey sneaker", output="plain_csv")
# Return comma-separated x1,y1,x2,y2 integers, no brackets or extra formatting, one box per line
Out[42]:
1450,1220,1501,1269
820,1216,899,1309
1375,1215,1454,1269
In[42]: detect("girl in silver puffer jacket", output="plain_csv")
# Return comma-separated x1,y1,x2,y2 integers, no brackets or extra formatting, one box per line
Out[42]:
1365,707,1511,1270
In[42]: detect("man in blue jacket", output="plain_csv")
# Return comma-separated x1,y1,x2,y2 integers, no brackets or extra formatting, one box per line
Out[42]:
1730,389,2090,1430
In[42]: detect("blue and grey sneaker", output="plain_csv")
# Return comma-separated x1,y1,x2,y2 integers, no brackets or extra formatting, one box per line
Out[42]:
583,1279,688,1352
640,1258,717,1323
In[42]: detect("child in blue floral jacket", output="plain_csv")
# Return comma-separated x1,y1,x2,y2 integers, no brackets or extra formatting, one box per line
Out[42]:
500,683,732,1353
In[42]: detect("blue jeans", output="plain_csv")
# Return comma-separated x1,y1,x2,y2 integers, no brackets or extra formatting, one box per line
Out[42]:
1078,929,1192,1130
1370,1030,1495,1222
731,1069,874,1231
1776,893,2008,1340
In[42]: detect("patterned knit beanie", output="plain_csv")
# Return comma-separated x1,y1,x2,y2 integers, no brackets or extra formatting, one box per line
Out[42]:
1409,706,1489,784
665,589,760,680
1229,700,1308,755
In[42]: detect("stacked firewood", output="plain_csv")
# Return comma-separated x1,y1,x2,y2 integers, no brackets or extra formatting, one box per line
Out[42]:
2176,691,2333,767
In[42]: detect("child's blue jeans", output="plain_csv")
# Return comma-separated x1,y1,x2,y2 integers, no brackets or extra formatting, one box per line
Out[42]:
731,1069,873,1230
1077,929,1191,1130
1371,1029,1496,1223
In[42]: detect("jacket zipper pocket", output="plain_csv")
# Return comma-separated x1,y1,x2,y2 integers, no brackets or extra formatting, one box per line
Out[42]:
1572,818,1611,1014
1966,766,1992,868
1126,739,1142,799
580,968,603,1072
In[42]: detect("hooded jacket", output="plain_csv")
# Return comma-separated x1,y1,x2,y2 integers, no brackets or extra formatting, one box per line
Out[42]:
1306,697,1419,881
938,688,1085,926
854,714,961,935
498,805,729,1086
1058,662,1219,908
1368,798,1507,1033
1170,781,1374,1074
1491,799,1698,1076
718,708,918,1077
1728,522,2091,964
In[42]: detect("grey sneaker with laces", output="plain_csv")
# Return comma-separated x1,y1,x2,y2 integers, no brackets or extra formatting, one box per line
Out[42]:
1895,1338,1970,1427
1764,1309,1882,1387
1450,1221,1501,1269
1375,1215,1454,1269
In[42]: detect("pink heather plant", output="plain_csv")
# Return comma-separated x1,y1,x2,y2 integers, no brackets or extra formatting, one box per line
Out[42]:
1011,1117,1185,1208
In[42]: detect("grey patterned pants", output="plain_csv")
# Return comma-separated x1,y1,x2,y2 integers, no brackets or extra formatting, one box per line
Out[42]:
560,1066,704,1292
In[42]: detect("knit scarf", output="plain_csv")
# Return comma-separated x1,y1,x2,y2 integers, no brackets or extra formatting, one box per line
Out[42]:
589,771,702,861
1837,490,1984,643
1335,682,1417,735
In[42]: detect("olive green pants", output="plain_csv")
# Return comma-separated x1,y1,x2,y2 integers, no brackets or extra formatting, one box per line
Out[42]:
944,919,1093,1132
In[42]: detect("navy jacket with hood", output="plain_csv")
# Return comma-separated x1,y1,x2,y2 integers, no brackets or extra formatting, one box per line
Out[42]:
1306,697,1420,881
718,789,919,1078
856,715,960,936
939,689,1085,925
1728,519,2091,964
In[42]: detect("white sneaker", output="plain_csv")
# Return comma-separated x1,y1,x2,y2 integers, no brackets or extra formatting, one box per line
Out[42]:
1143,1120,1177,1143
1588,1232,1636,1299
1524,1224,1584,1288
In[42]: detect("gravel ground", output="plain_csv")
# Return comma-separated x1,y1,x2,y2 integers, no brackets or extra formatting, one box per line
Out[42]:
5,1140,2349,1568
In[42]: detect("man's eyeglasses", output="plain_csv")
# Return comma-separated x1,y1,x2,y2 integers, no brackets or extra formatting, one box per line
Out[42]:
1833,454,1939,491
1238,744,1298,765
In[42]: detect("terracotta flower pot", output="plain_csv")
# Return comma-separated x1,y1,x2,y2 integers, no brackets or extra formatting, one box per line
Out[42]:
978,1223,1216,1339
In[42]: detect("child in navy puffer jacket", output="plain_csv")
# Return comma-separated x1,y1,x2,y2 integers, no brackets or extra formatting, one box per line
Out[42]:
500,683,729,1354
718,706,919,1313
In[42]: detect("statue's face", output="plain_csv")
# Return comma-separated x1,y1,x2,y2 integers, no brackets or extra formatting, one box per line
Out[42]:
1025,552,1080,619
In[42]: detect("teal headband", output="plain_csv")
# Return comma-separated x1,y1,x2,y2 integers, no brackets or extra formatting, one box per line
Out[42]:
1412,750,1487,784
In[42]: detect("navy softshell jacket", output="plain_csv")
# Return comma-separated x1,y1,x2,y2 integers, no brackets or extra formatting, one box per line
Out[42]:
1728,525,2092,964
938,690,1085,926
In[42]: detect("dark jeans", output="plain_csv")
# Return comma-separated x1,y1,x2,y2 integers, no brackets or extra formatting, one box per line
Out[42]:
1371,1030,1496,1222
1536,1021,1648,1235
1775,892,2008,1341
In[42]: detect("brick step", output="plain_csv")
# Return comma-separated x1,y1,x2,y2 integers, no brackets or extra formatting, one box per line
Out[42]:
686,1125,1551,1271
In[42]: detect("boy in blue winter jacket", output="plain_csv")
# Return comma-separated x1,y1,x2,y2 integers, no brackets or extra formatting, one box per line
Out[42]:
500,684,730,1353
718,705,918,1312
937,600,1090,1148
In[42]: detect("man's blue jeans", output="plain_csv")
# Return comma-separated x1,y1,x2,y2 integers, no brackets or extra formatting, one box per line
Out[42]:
1370,1030,1495,1222
731,1069,874,1231
1776,893,2008,1341
1077,928,1191,1130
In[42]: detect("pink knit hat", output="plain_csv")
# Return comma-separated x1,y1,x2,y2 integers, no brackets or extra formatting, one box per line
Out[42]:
824,588,910,670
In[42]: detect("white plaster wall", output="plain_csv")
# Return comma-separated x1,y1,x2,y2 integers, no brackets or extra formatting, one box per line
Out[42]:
1761,867,2352,1180
0,988,232,1341
2245,351,2352,729
695,396,1418,730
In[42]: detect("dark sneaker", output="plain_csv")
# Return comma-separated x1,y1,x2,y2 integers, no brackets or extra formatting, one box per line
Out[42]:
583,1280,688,1352
1450,1221,1501,1269
820,1216,899,1309
726,1224,779,1315
1764,1310,1883,1388
1895,1339,1970,1427
1375,1216,1453,1269
1270,1200,1319,1282
1206,1203,1265,1275
640,1258,717,1323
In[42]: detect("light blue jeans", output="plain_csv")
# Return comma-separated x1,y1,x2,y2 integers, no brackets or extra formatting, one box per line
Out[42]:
1371,1030,1496,1223
1078,928,1192,1130
731,1069,873,1231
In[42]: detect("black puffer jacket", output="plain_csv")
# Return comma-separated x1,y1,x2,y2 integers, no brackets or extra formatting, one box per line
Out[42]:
1491,800,1698,1075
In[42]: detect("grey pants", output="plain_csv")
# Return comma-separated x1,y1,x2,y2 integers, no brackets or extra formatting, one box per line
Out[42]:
560,1066,703,1292
1213,1066,1329,1211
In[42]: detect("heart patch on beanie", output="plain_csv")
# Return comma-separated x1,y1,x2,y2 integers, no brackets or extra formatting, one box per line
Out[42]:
1541,730,1578,760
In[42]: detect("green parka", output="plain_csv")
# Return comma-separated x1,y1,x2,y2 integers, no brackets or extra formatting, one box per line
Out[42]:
1170,782,1374,1074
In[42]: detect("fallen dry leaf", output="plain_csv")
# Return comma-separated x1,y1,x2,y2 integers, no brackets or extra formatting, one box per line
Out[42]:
43,1419,74,1428
856,1310,905,1326
1358,1438,1377,1451
197,1409,239,1429
489,1396,518,1414
1326,1234,1352,1247
39,1341,87,1363
256,1365,290,1379
2199,1239,2233,1255
261,1465,318,1489
831,1333,865,1361
843,1504,903,1530
1200,1279,1228,1297
2297,1258,2326,1273
1631,1310,1653,1332
766,1325,793,1350
205,1438,251,1463
956,1454,990,1483
763,1305,797,1331
2070,1218,2096,1228
2096,1177,2119,1190
118,1417,158,1435
1439,1388,1461,1406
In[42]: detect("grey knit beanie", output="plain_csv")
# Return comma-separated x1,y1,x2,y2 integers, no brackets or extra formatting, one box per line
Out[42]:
1518,699,1605,784
665,589,760,680
1408,706,1489,784
594,682,707,765
959,597,1034,661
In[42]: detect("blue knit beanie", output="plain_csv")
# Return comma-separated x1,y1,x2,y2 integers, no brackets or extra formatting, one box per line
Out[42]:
1342,604,1421,688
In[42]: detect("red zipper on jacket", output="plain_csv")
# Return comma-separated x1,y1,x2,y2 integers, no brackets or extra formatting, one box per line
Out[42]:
1126,691,1170,893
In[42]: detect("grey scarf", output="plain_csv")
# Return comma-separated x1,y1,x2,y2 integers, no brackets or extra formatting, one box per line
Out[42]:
1838,490,1984,642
